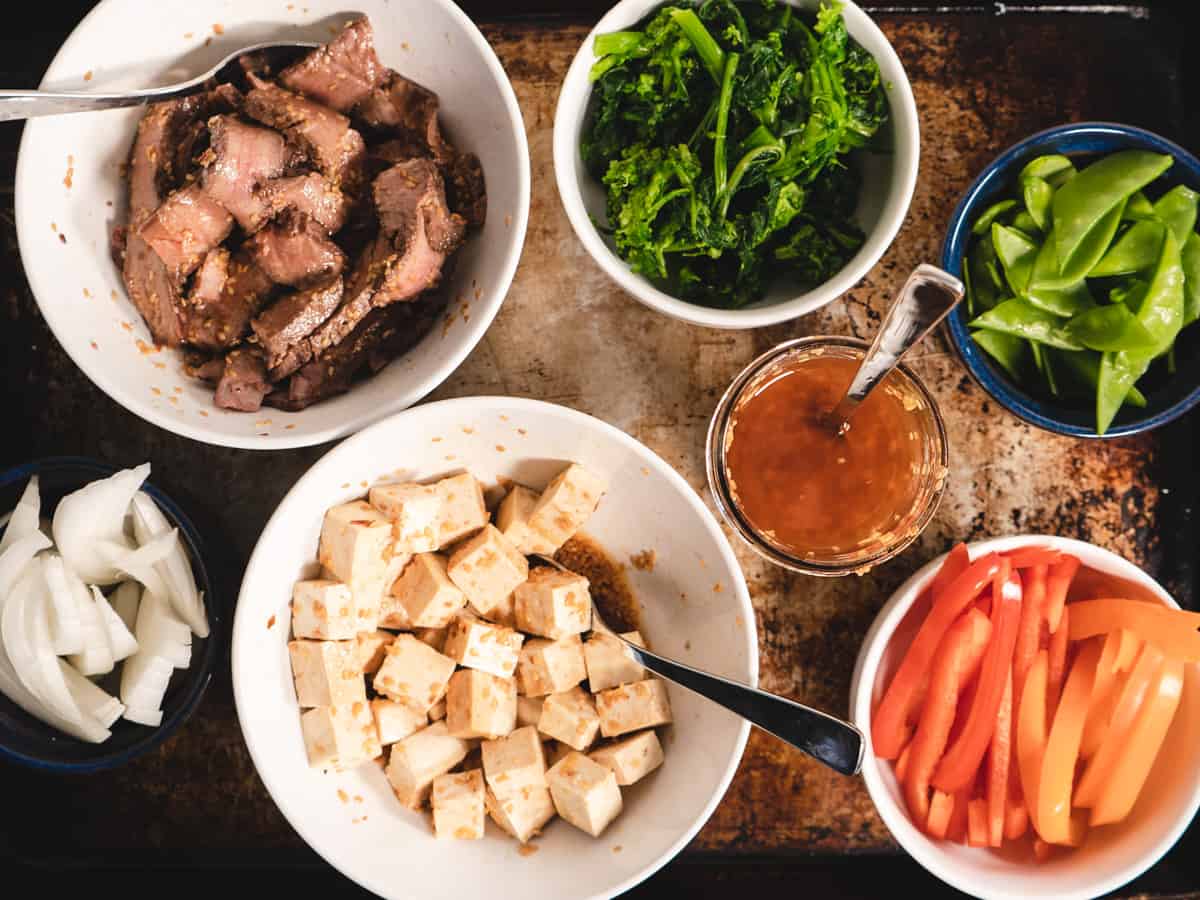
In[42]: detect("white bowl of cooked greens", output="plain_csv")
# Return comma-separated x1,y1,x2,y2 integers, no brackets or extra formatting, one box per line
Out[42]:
553,0,918,329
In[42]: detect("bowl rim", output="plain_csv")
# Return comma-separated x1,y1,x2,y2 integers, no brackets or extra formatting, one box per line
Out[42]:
231,395,758,900
13,0,532,451
941,121,1200,439
0,456,219,772
551,0,919,330
849,534,1200,900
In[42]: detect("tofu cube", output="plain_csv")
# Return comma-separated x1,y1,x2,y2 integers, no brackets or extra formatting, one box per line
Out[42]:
414,626,448,652
485,783,556,844
517,634,586,697
537,686,600,751
546,740,573,768
525,464,607,553
432,769,485,839
386,722,471,809
481,725,547,793
300,699,381,770
288,639,362,707
445,669,517,740
372,634,456,713
387,553,465,628
291,580,357,640
495,485,547,554
443,613,523,678
584,631,646,692
371,698,428,745
318,501,394,626
596,679,673,737
546,751,623,838
446,525,528,623
516,695,544,730
429,698,447,721
369,482,441,553
354,629,395,675
434,473,488,548
514,569,591,640
589,731,664,785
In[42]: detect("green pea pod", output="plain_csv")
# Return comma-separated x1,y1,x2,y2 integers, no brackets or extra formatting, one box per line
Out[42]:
1010,211,1040,237
1183,232,1200,326
1064,304,1159,352
1152,185,1200,244
971,199,1017,236
1021,176,1053,232
1023,277,1093,317
1056,350,1147,408
1056,199,1127,284
1052,150,1172,268
1089,219,1165,278
1123,190,1156,221
1110,277,1149,309
971,329,1028,381
1031,342,1059,396
991,223,1038,294
1020,154,1075,189
969,297,1085,351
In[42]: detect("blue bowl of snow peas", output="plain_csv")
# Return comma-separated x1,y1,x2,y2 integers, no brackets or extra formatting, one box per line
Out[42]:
943,122,1200,438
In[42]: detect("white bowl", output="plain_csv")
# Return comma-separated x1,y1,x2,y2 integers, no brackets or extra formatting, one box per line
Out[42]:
850,535,1200,900
15,0,529,450
552,0,918,330
232,396,757,900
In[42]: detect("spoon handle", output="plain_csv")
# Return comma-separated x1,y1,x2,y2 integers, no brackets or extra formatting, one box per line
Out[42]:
621,641,865,776
828,263,964,429
0,89,187,122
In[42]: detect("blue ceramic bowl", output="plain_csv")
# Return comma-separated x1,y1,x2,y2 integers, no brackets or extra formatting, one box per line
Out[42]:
0,458,219,771
943,122,1200,438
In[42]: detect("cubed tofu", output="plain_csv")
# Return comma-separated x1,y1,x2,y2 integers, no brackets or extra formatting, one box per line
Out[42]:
481,725,547,793
516,695,544,730
371,698,428,745
525,464,607,553
432,769,485,840
354,629,395,675
589,731,664,785
514,569,591,640
495,484,547,554
434,473,488,548
414,626,449,652
387,553,465,628
369,482,441,553
517,634,587,697
291,580,357,640
318,501,394,626
546,751,623,838
429,698,447,721
443,613,523,678
537,686,600,751
288,639,362,707
300,699,381,770
596,679,673,737
386,722,471,809
446,525,528,623
485,783,556,844
546,740,573,768
583,631,646,692
372,634,456,713
445,669,517,740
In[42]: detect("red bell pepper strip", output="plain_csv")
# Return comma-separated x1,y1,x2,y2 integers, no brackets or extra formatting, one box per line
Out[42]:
986,668,1014,846
966,798,990,847
894,739,912,782
1047,606,1070,710
931,543,971,597
1013,564,1048,703
1043,555,1080,633
947,785,972,843
1004,798,1028,841
926,790,955,840
1003,546,1063,569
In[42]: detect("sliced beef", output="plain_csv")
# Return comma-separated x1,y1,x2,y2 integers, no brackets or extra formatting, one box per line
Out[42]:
182,249,276,351
137,184,234,279
246,211,346,288
214,348,271,412
373,158,465,254
278,17,386,113
354,71,452,163
122,234,185,346
445,152,487,227
251,277,344,377
256,173,349,233
199,115,290,231
126,95,208,224
244,78,366,193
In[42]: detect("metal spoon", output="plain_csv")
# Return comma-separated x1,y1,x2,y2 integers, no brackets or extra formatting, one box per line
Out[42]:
826,263,965,435
532,554,865,776
0,41,319,121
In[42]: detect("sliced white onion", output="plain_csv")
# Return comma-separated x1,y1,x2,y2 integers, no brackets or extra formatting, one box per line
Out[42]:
41,555,84,655
0,475,40,555
135,590,191,669
92,586,138,662
59,659,125,729
120,652,173,721
0,657,109,743
52,464,149,585
110,581,141,634
123,706,163,728
97,532,174,600
130,493,208,638
0,531,52,600
66,578,114,677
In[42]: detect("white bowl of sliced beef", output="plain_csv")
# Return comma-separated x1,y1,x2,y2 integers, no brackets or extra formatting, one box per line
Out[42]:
15,3,529,449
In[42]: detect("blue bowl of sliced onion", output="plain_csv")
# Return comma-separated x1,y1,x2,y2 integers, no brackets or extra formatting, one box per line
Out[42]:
0,458,216,771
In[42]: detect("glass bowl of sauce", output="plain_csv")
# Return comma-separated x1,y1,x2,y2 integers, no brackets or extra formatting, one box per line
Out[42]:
706,337,948,576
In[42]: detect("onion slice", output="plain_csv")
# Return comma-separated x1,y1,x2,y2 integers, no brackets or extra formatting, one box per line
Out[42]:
60,660,125,729
0,531,52,600
66,578,114,677
130,493,208,638
92,586,138,662
41,555,84,655
52,464,149,585
111,581,140,634
0,475,40,555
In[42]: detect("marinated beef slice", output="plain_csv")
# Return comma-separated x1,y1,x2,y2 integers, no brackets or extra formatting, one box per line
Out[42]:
445,151,487,227
256,173,349,233
279,17,387,113
355,71,453,164
199,115,290,231
182,250,276,351
136,184,235,280
122,234,186,346
214,348,271,412
252,277,345,377
247,211,346,288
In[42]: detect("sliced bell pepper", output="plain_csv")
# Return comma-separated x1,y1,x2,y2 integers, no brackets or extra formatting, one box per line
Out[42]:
1113,627,1141,672
1004,799,1028,841
931,543,971,598
987,669,1014,846
1079,630,1140,759
1014,563,1048,703
1037,638,1102,844
966,797,990,847
872,552,1007,758
1003,546,1063,569
1044,555,1080,633
1033,837,1055,862
894,738,913,782
947,785,972,843
926,790,955,840
933,565,1021,793
1090,657,1184,827
1047,606,1070,709
1017,649,1050,834
1068,598,1200,662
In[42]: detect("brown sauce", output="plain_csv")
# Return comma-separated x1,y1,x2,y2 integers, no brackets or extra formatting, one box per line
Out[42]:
555,534,641,634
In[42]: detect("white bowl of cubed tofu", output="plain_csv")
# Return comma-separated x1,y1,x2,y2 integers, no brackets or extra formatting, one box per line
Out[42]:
232,396,757,899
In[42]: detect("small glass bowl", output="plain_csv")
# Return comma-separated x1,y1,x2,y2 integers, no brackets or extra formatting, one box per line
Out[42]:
705,336,950,576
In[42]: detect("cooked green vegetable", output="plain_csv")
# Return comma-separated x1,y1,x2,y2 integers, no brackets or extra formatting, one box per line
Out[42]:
582,0,889,308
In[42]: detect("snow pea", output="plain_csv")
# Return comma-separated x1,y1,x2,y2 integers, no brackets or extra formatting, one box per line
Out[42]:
991,223,1038,294
1090,219,1165,278
965,236,1003,313
1023,277,1093,317
1031,342,1059,395
1020,154,1075,189
970,297,1086,351
971,329,1027,381
1109,277,1148,308
1010,210,1041,236
1022,175,1053,232
1183,232,1200,326
1057,350,1147,408
1065,304,1158,352
1051,150,1172,269
1152,184,1199,244
1054,198,1128,284
1123,190,1156,221
971,199,1017,236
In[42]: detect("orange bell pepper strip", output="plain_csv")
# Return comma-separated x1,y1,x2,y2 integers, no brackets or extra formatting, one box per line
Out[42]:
966,797,990,847
1112,627,1141,672
1068,598,1200,662
926,790,955,840
1043,555,1080,633
872,552,1006,758
1037,638,1102,844
1017,649,1050,835
1047,606,1070,710
947,785,972,843
1079,630,1140,759
986,669,1014,846
903,608,992,825
1004,799,1028,841
1003,546,1063,569
933,565,1021,793
1032,837,1055,862
894,739,912,782
1074,642,1166,808
1013,564,1048,703
1090,657,1184,827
